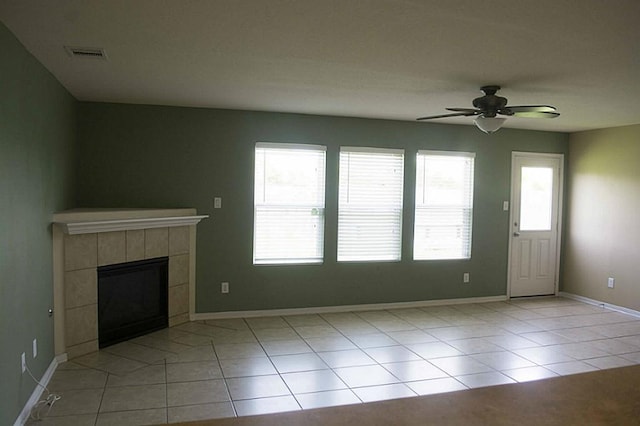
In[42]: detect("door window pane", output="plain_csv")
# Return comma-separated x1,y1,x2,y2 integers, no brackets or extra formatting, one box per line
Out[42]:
520,167,553,231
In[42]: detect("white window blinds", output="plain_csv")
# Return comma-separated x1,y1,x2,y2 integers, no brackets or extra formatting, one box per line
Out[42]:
414,151,475,260
338,147,404,262
253,143,326,264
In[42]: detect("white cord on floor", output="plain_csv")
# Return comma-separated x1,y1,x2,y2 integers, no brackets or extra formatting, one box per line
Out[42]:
25,364,62,421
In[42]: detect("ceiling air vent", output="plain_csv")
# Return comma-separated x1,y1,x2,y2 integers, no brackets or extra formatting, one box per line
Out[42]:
64,46,108,60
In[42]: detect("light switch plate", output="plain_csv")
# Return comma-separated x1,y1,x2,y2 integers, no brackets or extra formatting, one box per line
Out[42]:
214,197,222,209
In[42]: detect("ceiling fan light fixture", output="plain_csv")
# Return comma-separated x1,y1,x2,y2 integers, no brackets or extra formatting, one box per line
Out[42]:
474,116,506,134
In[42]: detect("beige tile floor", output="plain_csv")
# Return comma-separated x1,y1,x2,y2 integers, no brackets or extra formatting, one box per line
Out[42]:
29,297,640,425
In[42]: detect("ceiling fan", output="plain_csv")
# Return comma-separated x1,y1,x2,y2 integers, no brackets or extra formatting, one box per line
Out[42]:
417,85,560,133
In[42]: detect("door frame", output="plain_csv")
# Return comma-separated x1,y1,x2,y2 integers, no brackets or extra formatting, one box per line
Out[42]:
506,151,564,298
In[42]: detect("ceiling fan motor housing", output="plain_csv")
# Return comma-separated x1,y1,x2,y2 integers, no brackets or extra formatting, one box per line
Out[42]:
473,85,508,117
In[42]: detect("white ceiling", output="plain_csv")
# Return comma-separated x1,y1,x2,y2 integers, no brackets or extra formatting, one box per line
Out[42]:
2,0,639,132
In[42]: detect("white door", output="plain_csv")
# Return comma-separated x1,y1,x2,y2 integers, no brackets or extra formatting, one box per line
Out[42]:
508,153,563,297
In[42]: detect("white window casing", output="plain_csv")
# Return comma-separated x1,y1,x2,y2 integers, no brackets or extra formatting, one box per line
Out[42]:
414,151,475,260
253,143,326,264
338,147,404,262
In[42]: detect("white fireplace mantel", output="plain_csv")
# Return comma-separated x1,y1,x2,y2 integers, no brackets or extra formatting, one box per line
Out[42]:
55,215,208,235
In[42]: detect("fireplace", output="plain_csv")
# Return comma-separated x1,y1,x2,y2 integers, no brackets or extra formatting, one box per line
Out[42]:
52,208,208,360
98,257,168,348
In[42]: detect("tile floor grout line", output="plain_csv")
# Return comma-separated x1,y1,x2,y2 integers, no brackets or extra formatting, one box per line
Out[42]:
209,335,238,418
163,358,168,425
93,372,109,425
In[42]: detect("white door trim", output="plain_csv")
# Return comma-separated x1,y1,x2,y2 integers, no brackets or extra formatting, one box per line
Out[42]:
507,151,564,298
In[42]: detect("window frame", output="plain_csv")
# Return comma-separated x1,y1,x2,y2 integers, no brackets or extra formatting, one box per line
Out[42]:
253,142,327,265
413,150,475,261
337,146,405,262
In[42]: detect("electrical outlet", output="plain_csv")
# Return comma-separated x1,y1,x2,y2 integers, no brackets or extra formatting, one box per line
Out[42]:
21,352,26,373
463,272,470,283
33,338,38,358
221,282,229,293
607,277,615,288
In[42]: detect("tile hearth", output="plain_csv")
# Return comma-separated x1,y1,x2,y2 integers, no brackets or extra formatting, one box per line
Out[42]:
30,297,640,425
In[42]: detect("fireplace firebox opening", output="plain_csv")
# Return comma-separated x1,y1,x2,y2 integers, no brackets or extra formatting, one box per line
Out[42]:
98,257,169,348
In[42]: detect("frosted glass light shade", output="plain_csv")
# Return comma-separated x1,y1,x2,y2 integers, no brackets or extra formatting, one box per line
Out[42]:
474,116,506,134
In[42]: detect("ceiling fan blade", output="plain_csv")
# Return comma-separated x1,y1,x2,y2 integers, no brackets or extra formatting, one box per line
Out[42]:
512,111,560,119
446,108,480,113
416,111,480,120
506,105,557,113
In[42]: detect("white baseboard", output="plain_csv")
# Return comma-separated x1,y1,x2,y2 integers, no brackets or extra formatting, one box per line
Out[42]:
13,355,61,426
191,295,508,320
559,292,640,319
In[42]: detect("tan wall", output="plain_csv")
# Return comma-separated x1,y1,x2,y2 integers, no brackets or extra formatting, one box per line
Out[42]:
563,124,640,311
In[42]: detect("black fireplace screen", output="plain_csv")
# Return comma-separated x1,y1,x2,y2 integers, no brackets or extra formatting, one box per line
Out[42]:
98,257,168,348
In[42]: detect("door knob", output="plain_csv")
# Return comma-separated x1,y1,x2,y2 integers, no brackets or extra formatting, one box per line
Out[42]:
513,232,520,237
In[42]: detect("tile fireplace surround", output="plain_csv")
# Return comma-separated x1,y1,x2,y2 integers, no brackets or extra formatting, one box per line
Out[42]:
52,209,207,360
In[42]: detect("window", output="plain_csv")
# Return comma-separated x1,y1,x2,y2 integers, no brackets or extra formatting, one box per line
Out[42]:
414,151,475,260
338,147,404,261
253,143,326,264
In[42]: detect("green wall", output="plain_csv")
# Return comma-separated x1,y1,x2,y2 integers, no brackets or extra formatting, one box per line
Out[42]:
77,103,568,313
0,23,77,425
